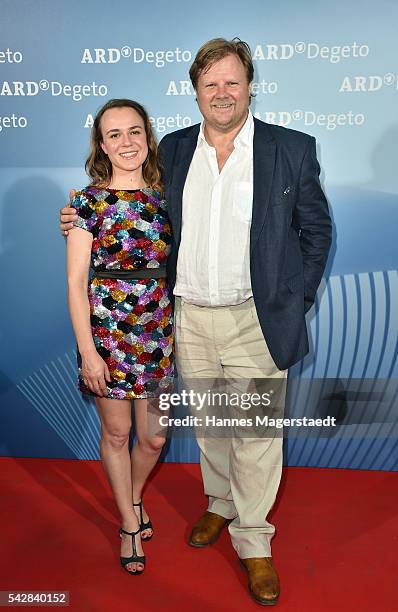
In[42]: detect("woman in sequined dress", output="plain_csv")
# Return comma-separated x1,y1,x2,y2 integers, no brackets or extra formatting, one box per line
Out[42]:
66,99,173,575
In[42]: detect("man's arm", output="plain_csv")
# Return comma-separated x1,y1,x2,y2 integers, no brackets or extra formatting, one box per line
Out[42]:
293,137,332,312
60,189,78,236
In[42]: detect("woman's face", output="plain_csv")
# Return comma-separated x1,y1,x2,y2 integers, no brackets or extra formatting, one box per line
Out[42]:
100,106,148,176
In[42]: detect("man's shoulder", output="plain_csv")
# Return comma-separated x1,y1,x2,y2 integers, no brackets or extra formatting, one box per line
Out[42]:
254,117,314,148
159,123,200,148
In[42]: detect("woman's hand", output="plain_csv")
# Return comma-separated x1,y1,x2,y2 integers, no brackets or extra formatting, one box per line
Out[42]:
81,350,112,397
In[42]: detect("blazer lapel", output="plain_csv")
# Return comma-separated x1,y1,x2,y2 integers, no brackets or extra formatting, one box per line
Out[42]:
168,127,199,244
250,118,276,253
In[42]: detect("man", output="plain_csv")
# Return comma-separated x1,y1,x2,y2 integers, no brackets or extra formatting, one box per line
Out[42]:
61,38,332,606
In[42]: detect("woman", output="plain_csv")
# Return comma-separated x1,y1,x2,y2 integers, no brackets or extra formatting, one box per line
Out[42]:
66,99,174,575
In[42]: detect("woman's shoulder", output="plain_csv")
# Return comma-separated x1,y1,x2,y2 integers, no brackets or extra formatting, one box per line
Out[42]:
72,185,106,210
74,185,103,200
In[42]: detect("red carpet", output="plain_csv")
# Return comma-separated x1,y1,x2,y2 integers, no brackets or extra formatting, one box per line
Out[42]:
0,458,396,611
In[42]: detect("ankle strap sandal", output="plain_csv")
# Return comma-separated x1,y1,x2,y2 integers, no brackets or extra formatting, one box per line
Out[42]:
133,500,153,541
119,527,146,575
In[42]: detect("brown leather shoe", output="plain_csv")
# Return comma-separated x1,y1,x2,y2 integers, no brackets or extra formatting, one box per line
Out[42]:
188,511,229,547
240,557,280,606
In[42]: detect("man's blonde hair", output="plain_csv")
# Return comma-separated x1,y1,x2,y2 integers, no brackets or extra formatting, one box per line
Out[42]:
189,38,254,90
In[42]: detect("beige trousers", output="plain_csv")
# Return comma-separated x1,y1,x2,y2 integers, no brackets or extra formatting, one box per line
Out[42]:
174,297,287,558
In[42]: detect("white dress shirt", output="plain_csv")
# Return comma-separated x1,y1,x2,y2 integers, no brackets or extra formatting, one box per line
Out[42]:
174,111,254,306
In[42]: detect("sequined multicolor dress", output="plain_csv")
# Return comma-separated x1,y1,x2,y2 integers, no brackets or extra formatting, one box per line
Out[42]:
72,187,174,399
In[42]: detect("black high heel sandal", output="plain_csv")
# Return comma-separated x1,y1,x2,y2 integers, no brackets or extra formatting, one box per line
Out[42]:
133,500,153,541
119,527,145,575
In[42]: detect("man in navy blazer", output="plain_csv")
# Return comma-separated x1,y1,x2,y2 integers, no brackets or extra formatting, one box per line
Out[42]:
160,113,331,372
158,38,332,606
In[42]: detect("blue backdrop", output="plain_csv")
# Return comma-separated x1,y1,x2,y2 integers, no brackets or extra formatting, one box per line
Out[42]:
0,0,397,469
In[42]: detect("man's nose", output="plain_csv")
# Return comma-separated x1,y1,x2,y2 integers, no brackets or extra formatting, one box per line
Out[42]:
215,83,228,96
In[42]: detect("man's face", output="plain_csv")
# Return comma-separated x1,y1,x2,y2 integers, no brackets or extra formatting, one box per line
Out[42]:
195,53,250,134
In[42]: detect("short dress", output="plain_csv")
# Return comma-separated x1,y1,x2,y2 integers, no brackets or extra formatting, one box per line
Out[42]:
71,186,174,399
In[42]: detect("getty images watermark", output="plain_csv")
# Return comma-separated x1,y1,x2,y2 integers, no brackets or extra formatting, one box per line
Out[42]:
144,377,342,439
147,378,396,439
159,388,273,411
156,389,337,430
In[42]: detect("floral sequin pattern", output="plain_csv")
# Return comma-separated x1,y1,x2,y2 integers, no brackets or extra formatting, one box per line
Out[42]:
72,187,174,399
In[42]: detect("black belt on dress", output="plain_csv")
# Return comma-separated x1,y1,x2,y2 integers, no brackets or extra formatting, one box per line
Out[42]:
94,267,167,280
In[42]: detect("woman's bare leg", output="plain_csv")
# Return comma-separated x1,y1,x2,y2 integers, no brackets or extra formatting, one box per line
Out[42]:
96,397,144,572
131,398,167,538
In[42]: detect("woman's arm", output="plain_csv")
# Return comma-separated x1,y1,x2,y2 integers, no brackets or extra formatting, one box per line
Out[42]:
66,228,111,396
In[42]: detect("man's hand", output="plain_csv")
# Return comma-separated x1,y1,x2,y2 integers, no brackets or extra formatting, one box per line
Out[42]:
60,189,78,236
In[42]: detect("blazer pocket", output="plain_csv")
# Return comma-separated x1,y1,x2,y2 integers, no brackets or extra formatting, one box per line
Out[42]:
271,186,295,208
232,181,253,223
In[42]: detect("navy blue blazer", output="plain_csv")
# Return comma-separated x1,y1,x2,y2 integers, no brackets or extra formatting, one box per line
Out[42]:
158,117,332,370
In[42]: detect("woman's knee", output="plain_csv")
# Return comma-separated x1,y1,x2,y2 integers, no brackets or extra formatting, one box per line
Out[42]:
102,426,130,451
138,435,166,453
